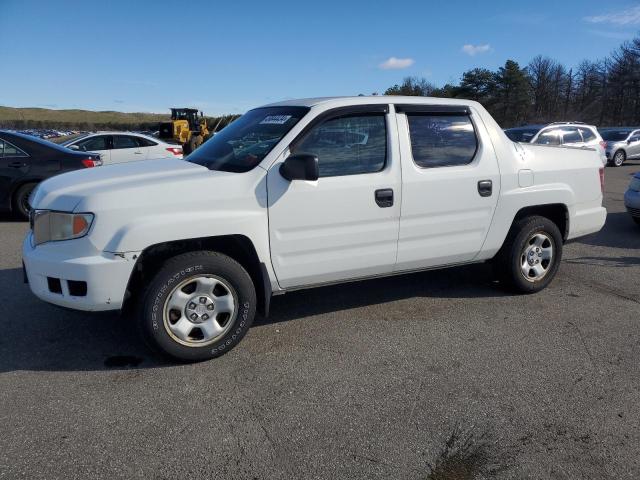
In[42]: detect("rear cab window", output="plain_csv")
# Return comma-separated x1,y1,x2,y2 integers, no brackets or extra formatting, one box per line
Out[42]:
399,106,478,168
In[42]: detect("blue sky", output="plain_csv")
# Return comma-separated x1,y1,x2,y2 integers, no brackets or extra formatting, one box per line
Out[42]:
1,0,639,115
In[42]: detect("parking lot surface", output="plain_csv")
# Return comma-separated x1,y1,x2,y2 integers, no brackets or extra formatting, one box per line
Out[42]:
0,164,638,480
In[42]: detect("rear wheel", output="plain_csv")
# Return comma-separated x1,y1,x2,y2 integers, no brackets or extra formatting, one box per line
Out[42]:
13,182,37,220
495,215,563,293
611,150,626,167
138,251,256,362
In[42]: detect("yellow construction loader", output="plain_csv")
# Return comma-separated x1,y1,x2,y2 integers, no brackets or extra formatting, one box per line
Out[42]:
158,108,213,154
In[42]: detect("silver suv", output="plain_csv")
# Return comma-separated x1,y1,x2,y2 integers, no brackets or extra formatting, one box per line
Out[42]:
505,122,607,165
599,128,640,167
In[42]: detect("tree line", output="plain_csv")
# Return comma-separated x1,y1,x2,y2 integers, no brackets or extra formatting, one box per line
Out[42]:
1,115,240,133
383,36,640,128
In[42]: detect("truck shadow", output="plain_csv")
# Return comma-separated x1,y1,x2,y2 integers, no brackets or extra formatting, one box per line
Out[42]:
2,203,636,373
262,263,508,326
0,263,507,373
576,211,639,250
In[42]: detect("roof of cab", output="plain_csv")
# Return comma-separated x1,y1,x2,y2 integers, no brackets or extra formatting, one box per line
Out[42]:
261,95,481,109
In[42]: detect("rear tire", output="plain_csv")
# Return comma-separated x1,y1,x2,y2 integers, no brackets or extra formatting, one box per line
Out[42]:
138,251,256,362
13,182,37,220
611,150,626,167
495,215,563,293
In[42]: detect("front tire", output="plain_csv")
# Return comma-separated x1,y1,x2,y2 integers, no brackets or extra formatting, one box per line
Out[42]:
139,251,256,362
611,150,626,167
495,216,563,293
13,182,37,220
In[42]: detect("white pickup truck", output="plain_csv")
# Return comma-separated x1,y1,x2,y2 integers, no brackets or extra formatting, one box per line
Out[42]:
23,97,606,361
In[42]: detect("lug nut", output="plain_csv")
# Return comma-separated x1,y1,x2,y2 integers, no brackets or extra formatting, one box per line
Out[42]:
207,304,214,310
199,297,207,304
188,302,196,309
201,314,209,320
190,313,198,320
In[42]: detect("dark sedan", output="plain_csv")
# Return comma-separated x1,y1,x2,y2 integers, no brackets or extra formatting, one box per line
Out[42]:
0,131,102,219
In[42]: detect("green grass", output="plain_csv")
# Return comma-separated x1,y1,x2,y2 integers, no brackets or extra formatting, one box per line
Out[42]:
0,106,170,126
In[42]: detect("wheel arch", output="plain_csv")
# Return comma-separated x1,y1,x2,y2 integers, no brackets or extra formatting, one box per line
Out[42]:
511,203,569,241
122,234,271,318
10,179,42,211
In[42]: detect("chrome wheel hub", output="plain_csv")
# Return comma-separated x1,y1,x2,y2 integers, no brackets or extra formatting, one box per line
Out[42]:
520,232,553,282
162,275,237,347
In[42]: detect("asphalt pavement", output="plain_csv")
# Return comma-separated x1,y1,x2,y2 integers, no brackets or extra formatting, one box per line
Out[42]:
0,163,638,479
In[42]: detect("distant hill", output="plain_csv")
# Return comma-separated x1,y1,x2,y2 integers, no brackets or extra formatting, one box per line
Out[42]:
0,106,171,130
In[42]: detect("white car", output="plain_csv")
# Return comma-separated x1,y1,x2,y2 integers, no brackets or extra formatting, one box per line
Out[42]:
61,132,183,165
505,122,607,165
23,96,606,362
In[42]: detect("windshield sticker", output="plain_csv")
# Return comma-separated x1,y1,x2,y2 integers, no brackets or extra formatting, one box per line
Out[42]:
260,115,292,125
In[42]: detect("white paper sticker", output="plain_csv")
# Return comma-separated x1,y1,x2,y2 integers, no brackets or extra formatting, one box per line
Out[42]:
260,115,292,125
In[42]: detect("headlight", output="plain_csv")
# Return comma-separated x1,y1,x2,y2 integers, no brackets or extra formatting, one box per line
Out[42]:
630,177,640,192
31,210,94,246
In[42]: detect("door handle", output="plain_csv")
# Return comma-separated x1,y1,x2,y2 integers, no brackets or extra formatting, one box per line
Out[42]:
8,161,26,168
133,151,143,155
375,188,394,208
478,180,493,197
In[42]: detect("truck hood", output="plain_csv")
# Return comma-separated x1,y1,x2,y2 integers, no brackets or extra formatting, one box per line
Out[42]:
31,159,213,212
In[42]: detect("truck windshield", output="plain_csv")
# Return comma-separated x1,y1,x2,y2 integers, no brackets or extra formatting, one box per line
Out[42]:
187,106,310,172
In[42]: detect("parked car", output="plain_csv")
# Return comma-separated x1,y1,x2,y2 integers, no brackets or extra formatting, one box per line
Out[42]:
505,122,607,165
624,172,640,225
23,97,606,361
0,130,101,219
60,132,183,165
598,127,640,167
503,124,545,143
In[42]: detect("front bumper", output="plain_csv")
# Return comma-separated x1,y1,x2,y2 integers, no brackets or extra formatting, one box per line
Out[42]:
625,189,640,218
22,232,140,311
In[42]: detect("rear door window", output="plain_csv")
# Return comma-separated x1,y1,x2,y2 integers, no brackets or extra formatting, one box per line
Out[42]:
1,139,29,157
579,128,596,142
406,114,477,168
113,135,139,149
76,136,108,151
534,129,561,146
561,127,582,144
137,137,157,147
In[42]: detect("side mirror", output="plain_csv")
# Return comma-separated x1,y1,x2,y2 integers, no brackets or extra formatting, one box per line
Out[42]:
68,144,80,151
280,154,319,181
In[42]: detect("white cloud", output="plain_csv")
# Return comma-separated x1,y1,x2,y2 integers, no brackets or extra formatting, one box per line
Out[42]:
461,44,491,56
584,6,640,25
378,57,415,70
587,29,636,40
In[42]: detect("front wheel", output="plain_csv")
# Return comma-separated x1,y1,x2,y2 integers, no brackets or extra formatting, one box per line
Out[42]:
139,251,256,362
611,150,626,167
13,182,37,220
495,216,563,293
